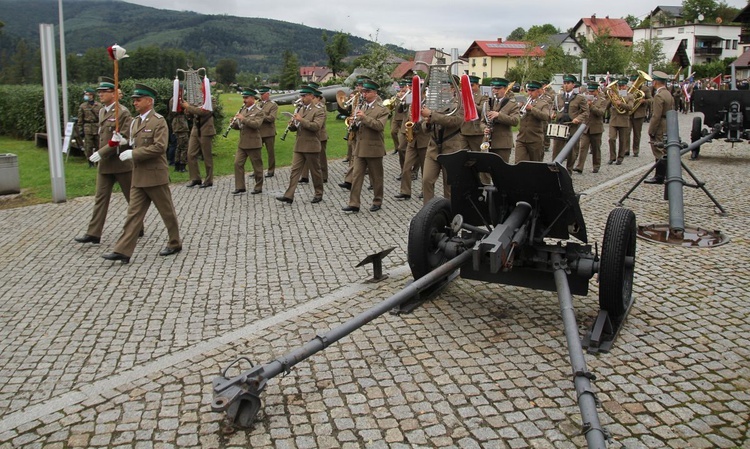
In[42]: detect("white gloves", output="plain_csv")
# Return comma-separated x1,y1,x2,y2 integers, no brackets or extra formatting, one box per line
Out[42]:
108,132,124,147
89,152,101,163
119,150,133,161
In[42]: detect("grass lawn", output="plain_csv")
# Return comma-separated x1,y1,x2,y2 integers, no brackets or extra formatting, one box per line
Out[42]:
0,94,392,210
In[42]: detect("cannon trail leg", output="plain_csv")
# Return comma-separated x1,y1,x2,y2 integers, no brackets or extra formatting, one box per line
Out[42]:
551,252,609,449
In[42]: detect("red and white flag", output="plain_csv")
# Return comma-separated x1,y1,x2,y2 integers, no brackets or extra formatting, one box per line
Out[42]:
711,74,722,86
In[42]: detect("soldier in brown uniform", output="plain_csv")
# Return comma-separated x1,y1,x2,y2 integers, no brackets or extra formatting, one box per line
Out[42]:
421,78,465,204
606,78,634,165
103,84,182,263
300,87,329,183
343,80,389,213
77,88,102,167
168,85,189,172
574,82,608,173
339,77,367,190
394,99,430,200
183,86,216,188
257,86,278,178
391,78,411,172
484,77,520,163
231,89,265,195
74,77,134,244
629,74,651,157
459,75,489,151
551,75,589,172
276,85,326,204
515,81,551,163
645,71,675,184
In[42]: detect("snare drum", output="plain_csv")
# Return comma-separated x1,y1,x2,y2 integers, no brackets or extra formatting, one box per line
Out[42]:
546,123,570,140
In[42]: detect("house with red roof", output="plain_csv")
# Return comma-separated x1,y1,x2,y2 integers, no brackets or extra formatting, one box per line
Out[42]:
572,15,634,46
299,66,334,84
460,39,545,80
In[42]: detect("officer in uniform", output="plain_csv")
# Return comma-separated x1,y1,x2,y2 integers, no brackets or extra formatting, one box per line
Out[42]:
343,80,389,213
77,87,102,167
257,86,278,178
339,76,368,190
551,74,588,172
391,78,411,171
484,77,520,163
168,84,189,172
394,98,430,200
515,81,551,163
276,85,326,204
629,74,651,157
231,89,265,195
574,82,608,173
607,78,634,165
103,84,182,263
183,84,216,188
645,71,675,184
300,86,329,183
74,77,134,245
459,75,489,152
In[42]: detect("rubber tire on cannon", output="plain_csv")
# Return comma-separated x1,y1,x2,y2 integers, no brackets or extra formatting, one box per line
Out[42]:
690,116,703,159
598,208,636,320
408,198,455,280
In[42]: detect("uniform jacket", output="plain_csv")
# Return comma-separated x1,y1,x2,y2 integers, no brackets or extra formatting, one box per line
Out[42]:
648,87,675,139
392,92,410,122
315,102,328,142
128,110,170,188
259,100,278,138
516,97,551,144
168,98,189,133
233,103,264,150
607,93,635,127
488,95,520,150
183,103,216,137
78,101,102,135
97,103,133,174
400,104,431,149
354,100,389,158
426,99,465,160
292,102,325,153
584,94,608,135
631,86,652,119
552,92,589,136
461,91,489,136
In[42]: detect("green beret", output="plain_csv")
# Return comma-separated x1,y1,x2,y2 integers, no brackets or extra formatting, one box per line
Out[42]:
84,87,96,94
257,86,271,93
652,71,669,82
131,83,157,99
468,75,481,84
96,77,115,91
617,78,629,85
526,80,542,90
299,85,316,95
563,75,577,83
490,77,509,88
587,82,600,90
241,88,258,97
362,80,380,91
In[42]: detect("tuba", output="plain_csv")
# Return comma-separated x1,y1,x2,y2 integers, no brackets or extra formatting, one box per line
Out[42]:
628,70,652,114
606,80,628,114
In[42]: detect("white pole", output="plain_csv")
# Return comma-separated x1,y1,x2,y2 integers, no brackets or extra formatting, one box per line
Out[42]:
40,24,67,203
59,0,69,127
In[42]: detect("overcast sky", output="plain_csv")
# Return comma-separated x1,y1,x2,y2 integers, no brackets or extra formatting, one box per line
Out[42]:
126,0,748,52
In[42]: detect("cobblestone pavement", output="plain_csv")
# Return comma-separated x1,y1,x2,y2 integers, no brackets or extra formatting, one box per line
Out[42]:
0,112,748,448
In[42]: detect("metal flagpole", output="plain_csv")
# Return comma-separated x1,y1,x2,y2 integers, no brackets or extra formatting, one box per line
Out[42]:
58,0,69,127
40,24,67,203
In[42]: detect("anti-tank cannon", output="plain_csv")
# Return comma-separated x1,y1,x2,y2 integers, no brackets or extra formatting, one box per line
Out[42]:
211,127,636,448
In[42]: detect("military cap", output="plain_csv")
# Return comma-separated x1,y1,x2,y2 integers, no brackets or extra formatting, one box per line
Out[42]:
617,78,629,85
241,88,258,97
257,86,271,93
652,71,670,82
299,85,316,95
490,77,509,88
361,80,380,91
397,78,410,87
313,89,323,98
131,83,157,99
468,75,481,84
563,74,577,83
526,80,543,90
356,75,372,84
587,82,600,90
306,81,321,89
629,74,639,81
96,77,115,91
84,87,96,94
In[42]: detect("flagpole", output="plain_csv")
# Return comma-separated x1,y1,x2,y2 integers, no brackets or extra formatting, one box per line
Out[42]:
58,0,69,128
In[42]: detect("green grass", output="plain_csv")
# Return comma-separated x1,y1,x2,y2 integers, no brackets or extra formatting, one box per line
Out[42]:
1,94,383,209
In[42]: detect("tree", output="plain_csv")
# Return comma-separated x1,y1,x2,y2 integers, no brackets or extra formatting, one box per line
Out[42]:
526,24,560,42
682,0,719,22
716,1,741,23
542,45,580,77
322,31,352,78
6,39,36,84
623,15,642,29
507,27,526,41
279,50,301,90
628,39,665,73
581,31,630,75
215,58,237,85
350,33,397,91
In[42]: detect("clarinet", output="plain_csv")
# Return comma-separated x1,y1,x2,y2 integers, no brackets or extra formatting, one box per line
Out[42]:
222,106,245,138
280,100,303,141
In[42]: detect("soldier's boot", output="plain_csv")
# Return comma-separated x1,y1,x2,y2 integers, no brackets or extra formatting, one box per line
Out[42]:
644,157,667,184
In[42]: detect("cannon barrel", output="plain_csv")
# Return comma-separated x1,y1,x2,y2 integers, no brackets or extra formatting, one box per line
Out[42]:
553,123,588,166
472,201,532,273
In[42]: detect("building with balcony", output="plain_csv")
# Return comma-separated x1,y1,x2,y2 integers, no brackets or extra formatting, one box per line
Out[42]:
632,23,742,68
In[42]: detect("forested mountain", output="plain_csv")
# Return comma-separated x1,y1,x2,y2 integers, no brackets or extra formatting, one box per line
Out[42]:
0,0,410,74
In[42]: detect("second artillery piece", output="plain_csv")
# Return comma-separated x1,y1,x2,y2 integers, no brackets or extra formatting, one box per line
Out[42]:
211,127,636,448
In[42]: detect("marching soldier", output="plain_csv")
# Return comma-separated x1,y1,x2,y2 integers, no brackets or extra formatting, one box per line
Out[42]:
607,78,634,165
515,81,551,163
300,86,330,183
484,77,520,163
183,84,216,188
257,86,278,178
645,71,675,184
276,85,326,204
339,76,368,190
391,78,411,171
74,77,134,245
574,82,607,173
77,87,102,167
422,76,464,204
168,84,189,172
394,99,430,200
629,73,651,157
551,75,589,172
343,80,389,213
231,89,265,195
102,84,182,263
459,75,488,151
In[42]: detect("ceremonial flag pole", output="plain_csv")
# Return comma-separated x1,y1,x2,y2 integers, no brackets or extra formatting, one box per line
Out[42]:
107,44,128,133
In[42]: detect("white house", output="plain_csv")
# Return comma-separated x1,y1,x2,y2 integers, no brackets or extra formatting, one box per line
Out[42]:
632,23,742,70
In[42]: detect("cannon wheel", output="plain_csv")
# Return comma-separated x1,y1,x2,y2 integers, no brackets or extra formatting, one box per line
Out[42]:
408,198,454,280
599,208,636,318
690,116,702,158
